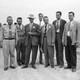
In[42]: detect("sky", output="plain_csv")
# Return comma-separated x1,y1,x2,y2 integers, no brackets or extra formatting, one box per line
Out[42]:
0,0,80,25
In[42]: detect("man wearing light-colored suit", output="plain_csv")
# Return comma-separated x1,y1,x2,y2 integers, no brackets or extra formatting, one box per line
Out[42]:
22,14,40,69
62,12,79,72
41,16,55,68
53,11,66,68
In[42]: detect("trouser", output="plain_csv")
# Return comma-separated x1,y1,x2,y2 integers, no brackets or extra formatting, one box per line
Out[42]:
38,35,43,63
43,37,54,66
25,39,38,66
55,33,64,66
3,39,15,68
65,36,77,68
16,39,25,64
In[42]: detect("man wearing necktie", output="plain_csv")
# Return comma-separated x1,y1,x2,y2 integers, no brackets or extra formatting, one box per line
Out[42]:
62,12,79,72
53,11,66,68
2,16,17,71
22,14,40,69
41,16,55,68
16,17,25,66
38,13,44,64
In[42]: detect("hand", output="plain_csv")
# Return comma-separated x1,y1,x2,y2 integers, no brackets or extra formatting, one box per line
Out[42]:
52,42,54,46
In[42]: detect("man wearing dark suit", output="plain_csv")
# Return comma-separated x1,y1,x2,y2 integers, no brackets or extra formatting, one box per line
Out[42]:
22,14,39,69
16,17,25,66
53,11,66,68
38,13,44,64
62,12,79,72
41,16,55,68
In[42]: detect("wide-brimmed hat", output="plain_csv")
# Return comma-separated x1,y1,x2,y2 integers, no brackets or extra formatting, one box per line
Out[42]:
27,14,35,19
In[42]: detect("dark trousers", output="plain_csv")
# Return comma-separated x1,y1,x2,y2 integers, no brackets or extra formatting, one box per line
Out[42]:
38,35,43,63
43,37,54,66
65,36,77,68
25,38,38,66
55,33,64,66
16,39,25,64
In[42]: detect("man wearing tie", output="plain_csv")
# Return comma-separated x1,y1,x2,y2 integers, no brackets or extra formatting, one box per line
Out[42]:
22,14,39,69
53,11,66,68
16,17,25,66
2,16,17,71
62,12,79,72
41,16,55,68
38,13,44,64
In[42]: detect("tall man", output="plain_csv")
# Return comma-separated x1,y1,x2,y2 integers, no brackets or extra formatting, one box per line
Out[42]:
62,12,79,72
41,16,55,68
53,11,66,68
38,13,44,64
2,16,17,71
16,17,25,66
22,14,39,69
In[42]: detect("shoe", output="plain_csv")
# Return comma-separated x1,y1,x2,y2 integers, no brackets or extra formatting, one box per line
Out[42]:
22,65,28,69
72,68,76,72
51,65,54,68
18,63,22,66
39,62,43,64
10,66,16,69
32,65,36,69
45,64,50,68
64,66,71,69
55,64,60,66
4,67,8,71
59,65,64,68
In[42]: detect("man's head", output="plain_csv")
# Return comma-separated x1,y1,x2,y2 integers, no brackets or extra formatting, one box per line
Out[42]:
28,14,35,23
56,11,62,20
38,13,43,22
17,17,22,25
43,16,49,24
7,16,13,25
68,11,75,21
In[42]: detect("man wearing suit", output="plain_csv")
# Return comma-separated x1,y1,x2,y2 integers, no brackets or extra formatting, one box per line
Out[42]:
16,17,25,66
38,13,44,64
53,11,66,68
62,12,79,72
41,16,55,68
22,14,39,69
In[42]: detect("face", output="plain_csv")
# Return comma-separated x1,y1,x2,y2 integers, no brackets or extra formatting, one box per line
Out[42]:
17,19,22,25
29,18,34,23
7,17,13,25
43,17,49,24
56,13,61,20
38,14,43,21
68,13,74,21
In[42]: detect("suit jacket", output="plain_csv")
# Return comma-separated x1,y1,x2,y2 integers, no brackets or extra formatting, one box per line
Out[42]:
62,20,79,46
53,19,66,40
25,23,40,46
41,23,55,46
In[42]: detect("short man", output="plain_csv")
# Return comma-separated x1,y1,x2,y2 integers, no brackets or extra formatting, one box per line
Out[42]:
22,14,39,69
16,17,25,66
62,12,79,72
2,16,17,71
53,11,66,68
38,13,44,64
41,16,55,68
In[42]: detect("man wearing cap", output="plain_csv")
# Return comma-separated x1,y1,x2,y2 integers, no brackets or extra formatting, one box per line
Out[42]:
22,14,40,69
16,17,25,66
2,16,18,71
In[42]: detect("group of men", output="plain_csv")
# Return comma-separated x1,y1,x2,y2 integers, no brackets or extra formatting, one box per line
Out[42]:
0,11,80,72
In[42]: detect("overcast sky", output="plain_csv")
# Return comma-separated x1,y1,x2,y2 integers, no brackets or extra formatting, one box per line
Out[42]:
0,0,80,24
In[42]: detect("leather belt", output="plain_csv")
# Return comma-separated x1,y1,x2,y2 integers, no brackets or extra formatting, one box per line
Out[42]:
4,38,15,40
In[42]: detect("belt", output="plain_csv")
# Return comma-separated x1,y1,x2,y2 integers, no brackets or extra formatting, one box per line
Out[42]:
4,38,15,40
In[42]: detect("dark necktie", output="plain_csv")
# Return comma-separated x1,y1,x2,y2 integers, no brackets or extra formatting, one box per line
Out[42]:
44,25,47,35
9,25,12,38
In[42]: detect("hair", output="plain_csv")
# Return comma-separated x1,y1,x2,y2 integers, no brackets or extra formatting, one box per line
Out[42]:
17,17,22,20
7,16,13,20
56,11,62,16
69,11,75,16
38,13,43,16
43,16,48,19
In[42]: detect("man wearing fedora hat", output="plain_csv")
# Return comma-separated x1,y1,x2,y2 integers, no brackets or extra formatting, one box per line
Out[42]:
22,14,40,69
